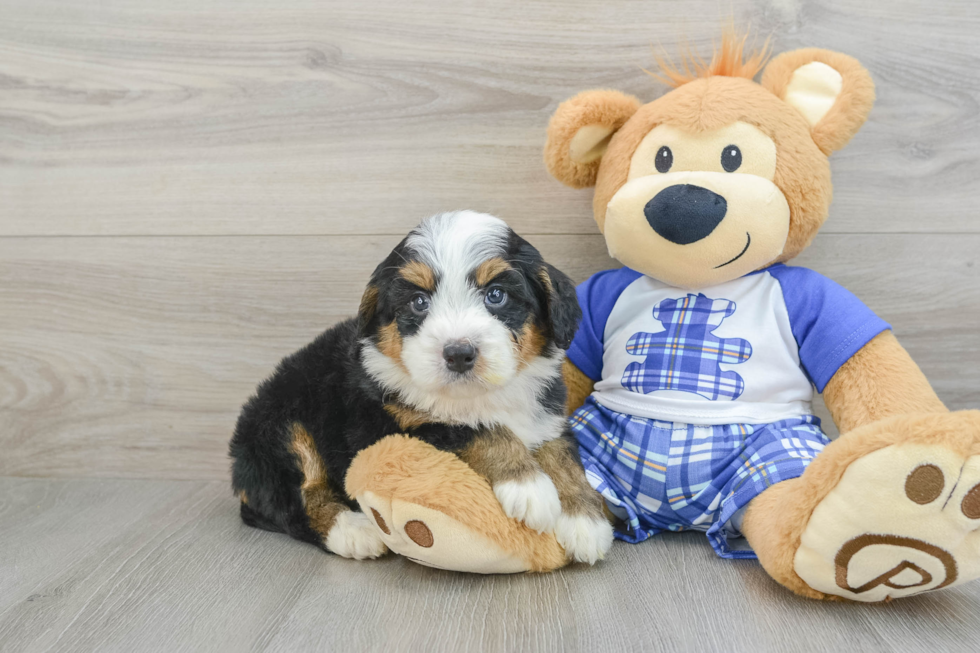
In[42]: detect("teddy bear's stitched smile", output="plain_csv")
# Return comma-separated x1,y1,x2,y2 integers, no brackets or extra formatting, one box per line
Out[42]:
714,232,752,269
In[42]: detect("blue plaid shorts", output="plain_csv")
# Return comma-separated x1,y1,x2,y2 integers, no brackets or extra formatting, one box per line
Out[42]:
569,397,830,559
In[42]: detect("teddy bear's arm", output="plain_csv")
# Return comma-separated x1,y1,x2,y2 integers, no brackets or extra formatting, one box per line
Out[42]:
822,330,947,434
563,359,595,416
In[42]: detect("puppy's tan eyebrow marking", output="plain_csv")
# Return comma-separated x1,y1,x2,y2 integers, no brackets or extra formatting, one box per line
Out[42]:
398,260,436,291
474,257,513,286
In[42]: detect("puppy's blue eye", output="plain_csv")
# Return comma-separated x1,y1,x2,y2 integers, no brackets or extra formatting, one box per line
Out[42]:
485,287,507,306
410,294,430,315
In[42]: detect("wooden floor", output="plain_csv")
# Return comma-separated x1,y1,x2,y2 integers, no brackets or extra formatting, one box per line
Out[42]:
2,0,980,651
2,477,980,653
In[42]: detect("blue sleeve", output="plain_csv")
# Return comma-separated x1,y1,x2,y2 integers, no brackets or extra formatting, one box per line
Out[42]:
567,267,642,381
769,265,891,393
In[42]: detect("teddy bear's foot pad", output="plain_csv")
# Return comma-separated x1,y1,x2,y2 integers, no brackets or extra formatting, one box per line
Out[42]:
795,444,980,602
358,491,530,574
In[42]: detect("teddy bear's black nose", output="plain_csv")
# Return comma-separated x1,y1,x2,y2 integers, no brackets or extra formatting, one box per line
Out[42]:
644,184,728,245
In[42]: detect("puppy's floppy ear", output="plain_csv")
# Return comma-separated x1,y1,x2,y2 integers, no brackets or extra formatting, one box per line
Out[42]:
761,48,875,155
356,284,379,338
358,239,411,338
536,263,581,350
544,89,641,188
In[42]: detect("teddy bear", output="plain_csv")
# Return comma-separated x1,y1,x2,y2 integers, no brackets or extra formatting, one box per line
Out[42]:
345,34,980,602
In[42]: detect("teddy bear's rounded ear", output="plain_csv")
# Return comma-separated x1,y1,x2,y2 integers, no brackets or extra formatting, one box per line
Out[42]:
544,89,641,188
761,48,875,155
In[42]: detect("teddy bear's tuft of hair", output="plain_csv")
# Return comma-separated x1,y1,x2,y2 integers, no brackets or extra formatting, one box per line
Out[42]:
648,28,771,88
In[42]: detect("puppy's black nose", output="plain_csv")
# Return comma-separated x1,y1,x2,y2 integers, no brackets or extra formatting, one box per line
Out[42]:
644,184,727,245
443,341,477,373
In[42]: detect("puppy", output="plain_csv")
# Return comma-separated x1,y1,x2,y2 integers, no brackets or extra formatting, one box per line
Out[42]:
229,211,612,563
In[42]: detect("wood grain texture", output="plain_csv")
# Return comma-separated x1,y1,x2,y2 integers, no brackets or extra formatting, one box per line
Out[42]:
0,476,978,653
1,0,980,236
3,1,980,648
1,233,977,479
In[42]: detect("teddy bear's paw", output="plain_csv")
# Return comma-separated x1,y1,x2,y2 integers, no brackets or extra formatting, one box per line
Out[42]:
355,490,544,574
493,472,562,533
555,513,614,565
795,443,980,602
325,510,389,560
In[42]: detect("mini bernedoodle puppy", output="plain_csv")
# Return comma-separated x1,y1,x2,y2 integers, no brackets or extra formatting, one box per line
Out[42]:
230,211,613,564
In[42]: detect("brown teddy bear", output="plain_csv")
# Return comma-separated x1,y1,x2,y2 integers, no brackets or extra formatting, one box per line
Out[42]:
346,34,980,601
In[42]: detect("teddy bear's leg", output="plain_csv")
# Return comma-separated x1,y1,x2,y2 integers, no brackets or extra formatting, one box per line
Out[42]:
740,478,830,600
345,434,569,574
741,331,980,601
743,411,980,601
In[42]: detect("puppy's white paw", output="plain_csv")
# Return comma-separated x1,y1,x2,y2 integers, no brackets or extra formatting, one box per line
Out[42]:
555,513,614,565
494,472,562,533
325,510,389,560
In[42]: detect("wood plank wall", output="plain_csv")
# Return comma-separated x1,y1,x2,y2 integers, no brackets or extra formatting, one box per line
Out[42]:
2,0,978,480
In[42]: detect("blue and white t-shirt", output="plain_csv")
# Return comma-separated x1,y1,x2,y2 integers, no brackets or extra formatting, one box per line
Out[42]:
568,265,890,425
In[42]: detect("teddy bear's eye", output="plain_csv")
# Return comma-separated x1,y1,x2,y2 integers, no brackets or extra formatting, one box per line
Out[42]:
721,145,742,172
655,146,673,173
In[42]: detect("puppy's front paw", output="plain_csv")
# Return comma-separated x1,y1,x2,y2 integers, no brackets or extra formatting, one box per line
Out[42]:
325,510,389,560
555,513,614,565
494,472,562,533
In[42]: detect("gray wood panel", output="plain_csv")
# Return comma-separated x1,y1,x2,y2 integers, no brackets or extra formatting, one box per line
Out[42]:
1,233,977,480
3,0,980,649
1,476,979,653
1,0,979,236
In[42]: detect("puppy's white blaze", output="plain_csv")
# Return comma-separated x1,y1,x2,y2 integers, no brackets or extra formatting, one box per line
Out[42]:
555,513,614,565
494,472,562,533
402,211,521,396
325,510,389,560
402,301,517,394
407,210,510,278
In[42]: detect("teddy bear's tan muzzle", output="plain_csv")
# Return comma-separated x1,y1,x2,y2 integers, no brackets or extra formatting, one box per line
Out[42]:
604,171,790,289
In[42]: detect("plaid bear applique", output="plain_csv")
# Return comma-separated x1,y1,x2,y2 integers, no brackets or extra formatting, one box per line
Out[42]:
621,293,753,400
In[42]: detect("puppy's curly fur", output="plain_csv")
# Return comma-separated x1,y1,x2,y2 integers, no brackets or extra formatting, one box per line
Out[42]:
229,211,606,559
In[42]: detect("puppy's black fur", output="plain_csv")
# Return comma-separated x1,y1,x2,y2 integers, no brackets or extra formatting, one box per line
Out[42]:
229,218,580,552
